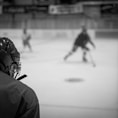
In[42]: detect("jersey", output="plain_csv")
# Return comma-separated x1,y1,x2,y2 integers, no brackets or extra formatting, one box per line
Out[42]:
74,32,90,47
0,71,39,118
22,33,31,41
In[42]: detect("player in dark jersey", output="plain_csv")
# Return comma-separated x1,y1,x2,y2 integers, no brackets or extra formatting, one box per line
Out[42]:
0,37,39,118
64,26,95,62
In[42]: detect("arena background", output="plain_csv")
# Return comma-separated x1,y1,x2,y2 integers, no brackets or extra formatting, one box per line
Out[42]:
0,0,118,118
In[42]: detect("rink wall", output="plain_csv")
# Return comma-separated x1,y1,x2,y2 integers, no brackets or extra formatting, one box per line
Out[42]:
1,29,117,41
95,29,118,39
0,29,95,40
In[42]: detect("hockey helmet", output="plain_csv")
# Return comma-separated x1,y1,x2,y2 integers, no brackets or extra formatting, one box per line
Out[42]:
0,37,21,78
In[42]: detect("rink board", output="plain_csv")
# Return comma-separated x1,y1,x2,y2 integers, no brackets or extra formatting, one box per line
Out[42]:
95,29,118,39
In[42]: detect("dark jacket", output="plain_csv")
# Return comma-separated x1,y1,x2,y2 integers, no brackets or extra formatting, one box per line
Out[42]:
74,32,93,47
0,71,39,118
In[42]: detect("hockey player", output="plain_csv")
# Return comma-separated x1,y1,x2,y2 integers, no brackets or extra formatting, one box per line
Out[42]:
22,28,32,52
0,37,39,118
64,26,95,62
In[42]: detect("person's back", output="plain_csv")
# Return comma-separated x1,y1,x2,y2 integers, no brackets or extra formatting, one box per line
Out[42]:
74,31,90,47
0,37,39,118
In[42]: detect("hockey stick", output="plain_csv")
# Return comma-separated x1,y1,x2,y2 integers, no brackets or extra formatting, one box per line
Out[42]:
88,51,96,67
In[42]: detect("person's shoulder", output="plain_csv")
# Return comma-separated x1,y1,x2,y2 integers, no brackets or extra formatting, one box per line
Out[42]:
77,32,83,38
0,72,39,108
0,72,34,96
79,32,84,36
15,80,39,107
15,79,36,95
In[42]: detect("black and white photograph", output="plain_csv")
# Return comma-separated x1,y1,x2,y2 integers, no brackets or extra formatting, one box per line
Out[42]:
0,0,118,118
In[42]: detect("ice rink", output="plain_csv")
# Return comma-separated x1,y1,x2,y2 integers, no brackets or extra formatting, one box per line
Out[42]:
8,30,118,118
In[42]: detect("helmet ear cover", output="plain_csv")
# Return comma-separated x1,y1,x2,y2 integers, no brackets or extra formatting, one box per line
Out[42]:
0,50,15,76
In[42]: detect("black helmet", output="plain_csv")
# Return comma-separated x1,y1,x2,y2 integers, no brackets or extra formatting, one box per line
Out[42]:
0,37,21,78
